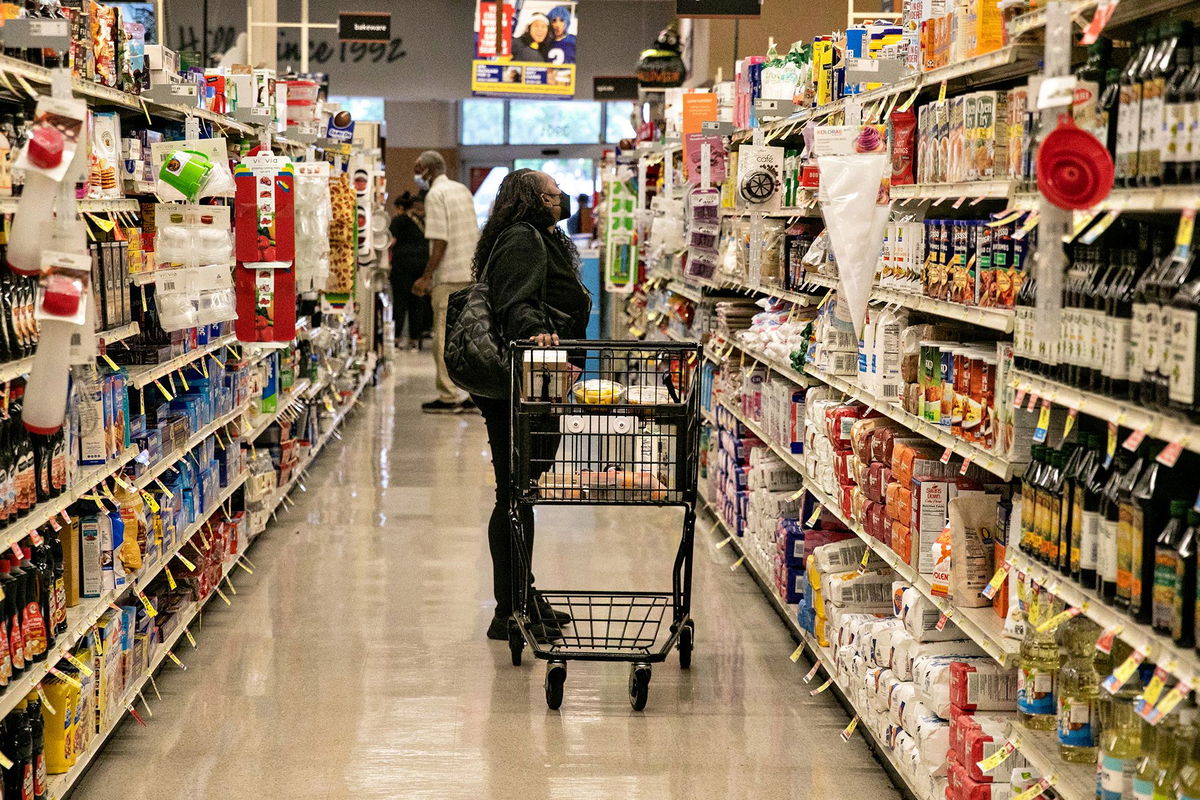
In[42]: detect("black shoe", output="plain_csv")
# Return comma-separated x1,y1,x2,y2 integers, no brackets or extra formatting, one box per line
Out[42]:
532,592,572,626
487,614,562,643
486,615,509,640
457,398,478,414
422,399,461,414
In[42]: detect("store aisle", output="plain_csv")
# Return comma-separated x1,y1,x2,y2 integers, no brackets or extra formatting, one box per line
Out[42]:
70,353,901,800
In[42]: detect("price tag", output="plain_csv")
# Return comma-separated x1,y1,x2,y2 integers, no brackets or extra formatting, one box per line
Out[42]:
936,613,950,631
730,555,746,571
1106,422,1118,468
1081,0,1121,45
101,353,119,371
154,379,173,401
840,716,860,742
47,666,81,689
8,543,21,562
1026,392,1039,411
860,547,872,567
1062,408,1078,441
125,702,147,727
809,677,834,696
1103,648,1148,694
224,575,237,595
140,491,160,513
166,651,186,669
952,196,968,209
48,516,60,532
1137,663,1173,717
789,645,804,663
1013,388,1027,408
940,447,953,465
154,479,174,500
897,86,922,113
0,750,12,770
1079,210,1121,245
235,560,254,575
1033,401,1051,444
1095,623,1123,654
1157,438,1188,468
1148,679,1193,724
176,553,196,571
136,589,157,618
28,530,41,547
715,536,733,549
1066,211,1100,243
789,488,806,501
215,586,231,605
1037,75,1078,110
35,685,54,716
937,81,947,102
959,457,972,476
1123,428,1147,452
1012,777,1055,800
1013,212,1041,241
1175,206,1198,261
1036,604,1084,634
61,651,93,677
59,510,70,525
165,567,176,591
988,210,1027,228
185,630,196,648
977,739,1018,773
803,661,821,682
807,505,822,527
981,564,1010,600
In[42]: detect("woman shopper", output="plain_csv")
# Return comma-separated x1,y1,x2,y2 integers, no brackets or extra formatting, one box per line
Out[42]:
388,192,432,348
471,169,590,641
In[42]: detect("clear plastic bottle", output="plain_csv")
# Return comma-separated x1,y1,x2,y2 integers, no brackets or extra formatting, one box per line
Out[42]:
1057,616,1100,762
1099,641,1148,800
1017,590,1059,730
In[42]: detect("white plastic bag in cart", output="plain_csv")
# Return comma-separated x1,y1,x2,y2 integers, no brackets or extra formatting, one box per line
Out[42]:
817,153,890,338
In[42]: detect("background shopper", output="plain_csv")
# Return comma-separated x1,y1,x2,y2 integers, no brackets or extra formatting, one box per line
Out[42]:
470,169,590,640
412,150,479,413
388,191,432,350
566,192,590,236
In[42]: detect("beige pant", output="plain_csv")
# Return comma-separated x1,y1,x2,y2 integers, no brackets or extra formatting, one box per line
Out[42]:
432,282,471,403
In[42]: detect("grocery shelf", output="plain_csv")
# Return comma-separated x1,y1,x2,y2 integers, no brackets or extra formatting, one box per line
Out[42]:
0,446,138,556
1010,550,1200,688
132,401,250,491
126,334,237,389
718,400,1020,667
45,494,251,800
891,180,1015,203
240,379,311,443
871,287,1017,333
1008,0,1200,39
1004,719,1094,800
1011,369,1200,454
699,498,927,800
0,320,142,384
666,278,704,305
804,365,1017,480
0,471,246,726
0,197,143,215
708,333,811,387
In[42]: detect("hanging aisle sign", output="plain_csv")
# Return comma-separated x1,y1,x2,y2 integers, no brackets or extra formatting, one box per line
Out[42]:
472,1,578,97
675,0,762,17
337,12,391,43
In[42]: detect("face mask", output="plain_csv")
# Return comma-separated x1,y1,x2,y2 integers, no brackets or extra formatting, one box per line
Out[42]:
414,173,429,190
558,193,571,221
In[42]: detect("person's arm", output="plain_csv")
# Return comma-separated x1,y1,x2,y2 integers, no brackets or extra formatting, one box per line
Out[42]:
422,240,447,280
413,191,448,296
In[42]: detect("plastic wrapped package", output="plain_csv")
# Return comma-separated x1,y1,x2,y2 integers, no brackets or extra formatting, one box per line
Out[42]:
873,670,900,716
915,655,1016,718
948,757,1014,799
812,539,888,574
824,568,896,611
293,162,332,294
913,714,951,777
871,621,907,670
892,638,986,682
899,587,971,642
887,680,915,727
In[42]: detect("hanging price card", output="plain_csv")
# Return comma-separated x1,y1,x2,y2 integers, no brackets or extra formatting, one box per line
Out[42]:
716,536,733,549
730,555,746,571
981,564,1010,600
977,739,1018,773
60,651,93,677
1103,648,1148,694
166,651,186,670
789,645,804,663
1033,401,1051,444
28,530,41,547
1148,679,1193,724
185,630,196,648
1137,663,1172,717
840,716,859,742
789,488,806,501
940,447,953,465
1095,624,1123,654
803,661,821,682
0,750,13,770
1036,604,1085,634
1013,388,1027,408
47,667,81,689
136,590,157,617
236,560,254,575
1026,392,1039,411
1175,206,1198,261
1123,428,1147,452
807,505,822,526
960,457,972,476
1012,777,1055,800
1062,408,1078,441
810,678,834,696
1106,422,1118,468
35,686,54,716
215,586,231,605
936,613,950,631
1080,210,1122,245
176,553,195,571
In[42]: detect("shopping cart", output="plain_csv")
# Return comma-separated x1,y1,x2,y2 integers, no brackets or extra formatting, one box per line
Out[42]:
507,340,700,710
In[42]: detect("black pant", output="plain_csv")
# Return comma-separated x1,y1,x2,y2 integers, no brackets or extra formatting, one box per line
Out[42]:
476,393,535,619
391,270,432,341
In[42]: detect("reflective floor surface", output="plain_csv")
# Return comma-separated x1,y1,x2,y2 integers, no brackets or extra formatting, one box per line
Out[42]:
70,353,902,800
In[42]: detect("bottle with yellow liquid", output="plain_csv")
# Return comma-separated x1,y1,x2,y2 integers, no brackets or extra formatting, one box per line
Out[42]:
1099,640,1148,800
1056,616,1100,762
1017,590,1059,730
1177,701,1200,799
1131,718,1157,799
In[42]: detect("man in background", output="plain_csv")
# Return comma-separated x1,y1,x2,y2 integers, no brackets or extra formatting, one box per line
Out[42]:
411,151,479,414
566,193,591,236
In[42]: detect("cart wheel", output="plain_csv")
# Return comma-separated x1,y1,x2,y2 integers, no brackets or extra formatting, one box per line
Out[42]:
678,621,694,670
545,662,566,710
629,664,651,711
508,624,524,667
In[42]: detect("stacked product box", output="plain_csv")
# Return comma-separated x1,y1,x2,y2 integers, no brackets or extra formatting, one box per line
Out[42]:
916,92,1015,184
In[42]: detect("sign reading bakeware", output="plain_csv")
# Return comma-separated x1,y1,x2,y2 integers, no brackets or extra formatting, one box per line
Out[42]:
338,12,392,43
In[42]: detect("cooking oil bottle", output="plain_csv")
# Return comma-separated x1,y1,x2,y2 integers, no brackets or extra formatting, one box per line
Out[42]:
1056,616,1100,762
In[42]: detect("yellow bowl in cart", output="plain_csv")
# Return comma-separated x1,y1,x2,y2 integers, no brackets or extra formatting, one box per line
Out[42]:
572,379,625,405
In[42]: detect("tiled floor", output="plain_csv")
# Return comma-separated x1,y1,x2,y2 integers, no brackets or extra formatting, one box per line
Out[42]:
70,354,902,800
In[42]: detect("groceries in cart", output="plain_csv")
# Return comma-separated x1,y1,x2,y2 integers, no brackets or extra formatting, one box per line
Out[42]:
573,378,625,405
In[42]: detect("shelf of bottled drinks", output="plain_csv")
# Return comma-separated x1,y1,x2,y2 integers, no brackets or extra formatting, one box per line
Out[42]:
616,0,1200,797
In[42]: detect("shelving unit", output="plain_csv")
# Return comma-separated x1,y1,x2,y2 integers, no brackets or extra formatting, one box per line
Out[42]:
1003,720,1094,800
240,379,312,444
0,320,142,384
125,334,237,390
132,401,250,492
718,399,1019,667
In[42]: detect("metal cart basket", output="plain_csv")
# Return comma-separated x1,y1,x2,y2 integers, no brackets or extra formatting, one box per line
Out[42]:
507,340,700,710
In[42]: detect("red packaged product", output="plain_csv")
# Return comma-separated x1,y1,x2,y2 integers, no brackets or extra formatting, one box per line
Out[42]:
891,520,911,564
949,661,1019,712
885,482,904,521
890,109,917,185
866,502,888,544
839,485,855,519
865,462,890,503
949,705,976,766
826,404,865,451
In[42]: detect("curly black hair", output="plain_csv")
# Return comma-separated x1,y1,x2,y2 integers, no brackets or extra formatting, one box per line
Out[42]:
471,168,579,280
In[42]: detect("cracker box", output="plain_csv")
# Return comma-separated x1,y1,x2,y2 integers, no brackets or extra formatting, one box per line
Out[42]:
970,91,1009,181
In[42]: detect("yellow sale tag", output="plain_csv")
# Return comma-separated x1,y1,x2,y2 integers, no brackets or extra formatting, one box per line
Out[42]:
987,210,1026,228
235,560,254,575
165,567,176,591
1176,206,1197,259
113,475,134,493
1062,407,1078,440
1012,777,1054,800
200,358,209,379
807,505,822,526
47,667,82,689
730,555,746,571
1103,649,1148,694
185,630,196,648
789,488,806,501
154,379,173,401
1150,680,1193,723
140,492,160,513
155,478,174,499
982,564,1010,600
35,685,54,716
101,353,119,371
1067,211,1099,242
179,372,189,392
136,590,157,618
978,739,1018,773
1036,605,1085,634
167,651,186,669
61,651,93,677
715,536,733,549
224,576,237,595
861,547,871,567
789,645,804,663
176,553,195,571
897,85,921,113
840,716,859,741
1142,666,1169,709
0,750,12,770
215,586,231,605
140,287,148,312
809,678,834,696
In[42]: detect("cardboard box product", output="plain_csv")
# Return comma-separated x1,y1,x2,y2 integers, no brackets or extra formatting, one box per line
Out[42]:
912,477,955,574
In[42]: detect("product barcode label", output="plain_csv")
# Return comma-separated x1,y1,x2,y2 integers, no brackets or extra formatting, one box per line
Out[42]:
967,671,1019,704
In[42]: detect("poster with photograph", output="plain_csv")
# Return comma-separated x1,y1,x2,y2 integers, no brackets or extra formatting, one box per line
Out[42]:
472,1,578,97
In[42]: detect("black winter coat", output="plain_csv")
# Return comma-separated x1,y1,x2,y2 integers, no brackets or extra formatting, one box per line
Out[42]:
486,223,591,343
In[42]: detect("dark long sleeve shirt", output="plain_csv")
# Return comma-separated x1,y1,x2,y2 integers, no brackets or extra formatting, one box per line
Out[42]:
486,223,591,342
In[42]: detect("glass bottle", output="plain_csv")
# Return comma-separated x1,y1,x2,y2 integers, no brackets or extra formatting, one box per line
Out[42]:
1017,589,1059,730
1169,254,1200,416
1141,22,1188,187
1076,434,1108,587
1151,248,1196,409
1021,444,1045,556
1116,447,1147,610
1057,616,1100,762
1153,500,1190,636
1166,31,1195,184
1178,509,1200,649
1178,704,1200,799
1099,451,1131,601
1118,30,1153,187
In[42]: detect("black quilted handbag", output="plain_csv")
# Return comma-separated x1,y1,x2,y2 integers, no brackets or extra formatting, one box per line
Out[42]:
444,223,545,399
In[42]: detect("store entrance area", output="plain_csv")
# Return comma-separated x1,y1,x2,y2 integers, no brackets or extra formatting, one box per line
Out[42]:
67,354,899,800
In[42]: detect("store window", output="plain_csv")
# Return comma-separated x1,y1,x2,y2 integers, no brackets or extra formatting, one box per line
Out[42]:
508,100,602,145
327,96,385,124
605,101,639,143
461,99,507,145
